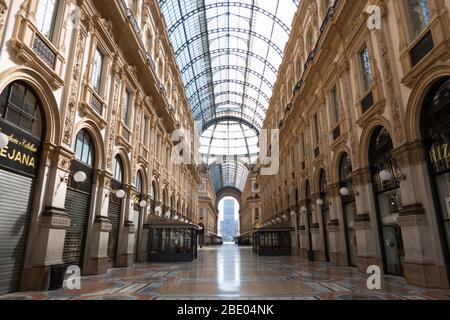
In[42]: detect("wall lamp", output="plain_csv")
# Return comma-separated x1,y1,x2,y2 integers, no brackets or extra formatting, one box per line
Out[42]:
0,132,9,149
340,186,359,197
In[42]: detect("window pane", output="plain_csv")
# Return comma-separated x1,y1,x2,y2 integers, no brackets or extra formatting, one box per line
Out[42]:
407,0,431,38
92,48,104,93
5,107,21,127
36,0,59,39
359,46,373,91
9,83,26,108
23,89,37,116
123,90,130,125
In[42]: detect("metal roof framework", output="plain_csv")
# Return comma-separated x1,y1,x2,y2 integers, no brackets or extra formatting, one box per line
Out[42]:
159,0,298,191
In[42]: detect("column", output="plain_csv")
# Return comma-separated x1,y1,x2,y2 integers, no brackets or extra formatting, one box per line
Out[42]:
22,146,72,290
352,168,381,273
84,170,113,275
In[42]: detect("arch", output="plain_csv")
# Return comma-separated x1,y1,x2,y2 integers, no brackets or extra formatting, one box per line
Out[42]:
312,165,327,194
405,65,450,142
134,165,148,194
73,120,105,170
112,148,131,184
338,152,353,183
358,116,395,168
215,187,243,212
330,145,352,183
150,178,159,202
112,155,125,184
301,178,311,200
0,67,61,145
162,186,169,207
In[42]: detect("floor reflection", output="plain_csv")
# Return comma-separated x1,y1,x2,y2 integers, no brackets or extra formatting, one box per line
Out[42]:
217,243,241,294
1,244,450,300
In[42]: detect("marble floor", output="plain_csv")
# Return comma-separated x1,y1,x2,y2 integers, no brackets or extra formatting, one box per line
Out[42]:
1,244,450,300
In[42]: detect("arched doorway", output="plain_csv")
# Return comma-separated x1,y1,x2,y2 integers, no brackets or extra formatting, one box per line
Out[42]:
369,126,405,276
107,155,125,267
421,77,450,279
63,129,95,270
318,170,330,262
0,81,45,294
338,153,358,267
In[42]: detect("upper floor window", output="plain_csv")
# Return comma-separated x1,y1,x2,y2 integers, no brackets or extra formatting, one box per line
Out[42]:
122,89,131,126
330,86,340,126
358,45,374,92
300,133,305,161
36,0,59,40
312,113,320,145
74,130,94,167
92,48,104,94
405,0,431,40
143,115,150,146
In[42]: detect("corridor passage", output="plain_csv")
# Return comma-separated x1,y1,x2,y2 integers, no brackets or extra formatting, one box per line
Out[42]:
1,245,450,300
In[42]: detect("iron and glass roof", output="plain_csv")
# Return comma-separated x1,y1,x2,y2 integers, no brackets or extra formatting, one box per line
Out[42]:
159,0,298,191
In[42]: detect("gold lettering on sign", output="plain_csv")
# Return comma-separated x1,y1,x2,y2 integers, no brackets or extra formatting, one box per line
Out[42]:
0,146,36,168
429,144,450,164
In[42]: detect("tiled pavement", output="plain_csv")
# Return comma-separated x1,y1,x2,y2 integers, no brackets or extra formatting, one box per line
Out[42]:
1,244,450,300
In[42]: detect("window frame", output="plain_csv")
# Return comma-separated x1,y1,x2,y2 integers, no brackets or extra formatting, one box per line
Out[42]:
35,0,61,42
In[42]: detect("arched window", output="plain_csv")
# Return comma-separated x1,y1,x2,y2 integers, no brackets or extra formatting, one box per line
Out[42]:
0,82,44,138
339,153,353,183
319,170,327,196
112,156,124,183
136,171,143,194
151,181,157,201
74,130,94,167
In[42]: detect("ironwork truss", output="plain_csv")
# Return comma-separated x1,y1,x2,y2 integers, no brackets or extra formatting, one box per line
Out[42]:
159,0,298,191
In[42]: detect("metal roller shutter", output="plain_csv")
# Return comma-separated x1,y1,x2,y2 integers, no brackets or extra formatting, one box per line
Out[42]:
0,170,33,295
107,200,121,267
63,188,90,268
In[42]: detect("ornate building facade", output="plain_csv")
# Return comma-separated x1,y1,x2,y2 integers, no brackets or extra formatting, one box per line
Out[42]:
0,0,200,294
198,168,219,246
259,0,450,289
239,170,261,244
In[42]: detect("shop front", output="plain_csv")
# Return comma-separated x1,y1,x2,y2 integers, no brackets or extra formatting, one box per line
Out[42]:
421,78,450,282
370,126,405,277
0,81,44,294
62,130,94,270
338,153,358,267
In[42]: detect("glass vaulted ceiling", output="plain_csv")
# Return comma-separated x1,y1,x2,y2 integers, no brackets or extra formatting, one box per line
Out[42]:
159,0,299,191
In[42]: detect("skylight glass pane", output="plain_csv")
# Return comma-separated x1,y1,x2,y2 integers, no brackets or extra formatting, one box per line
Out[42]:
159,0,298,191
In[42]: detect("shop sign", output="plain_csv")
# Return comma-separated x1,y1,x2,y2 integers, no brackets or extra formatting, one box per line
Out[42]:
0,120,41,177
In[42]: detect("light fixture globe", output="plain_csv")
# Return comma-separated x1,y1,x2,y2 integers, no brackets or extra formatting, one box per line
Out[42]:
283,214,288,220
139,200,147,208
165,211,171,219
0,132,8,149
316,198,324,207
115,189,126,199
73,171,87,183
155,206,162,216
276,217,282,222
174,214,179,220
380,169,393,182
340,187,350,197
290,211,296,217
301,206,307,213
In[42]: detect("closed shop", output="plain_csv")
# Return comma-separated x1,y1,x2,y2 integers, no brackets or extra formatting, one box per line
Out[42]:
63,130,95,269
107,156,125,267
0,82,44,294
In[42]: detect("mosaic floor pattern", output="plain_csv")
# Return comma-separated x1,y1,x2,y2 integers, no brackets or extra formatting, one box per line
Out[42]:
1,245,450,300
